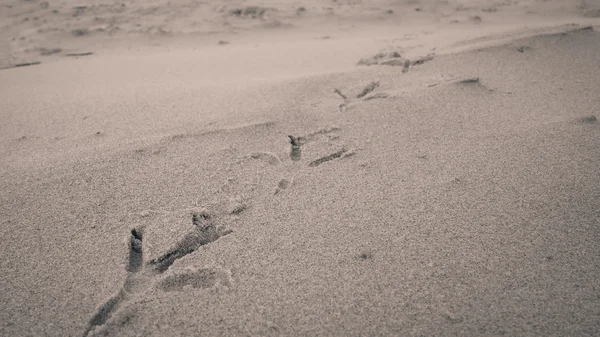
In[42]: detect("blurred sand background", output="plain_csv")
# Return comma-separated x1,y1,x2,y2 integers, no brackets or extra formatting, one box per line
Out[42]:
1,0,600,336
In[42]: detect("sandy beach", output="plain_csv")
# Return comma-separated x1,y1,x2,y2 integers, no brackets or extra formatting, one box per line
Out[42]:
1,0,600,336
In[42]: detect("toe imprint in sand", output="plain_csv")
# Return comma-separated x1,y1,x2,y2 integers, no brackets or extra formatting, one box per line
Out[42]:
309,148,355,167
576,115,597,124
83,228,145,337
66,52,94,57
333,88,347,100
334,81,390,112
83,291,125,337
149,212,232,273
285,127,356,168
127,229,144,273
275,178,293,194
249,151,281,166
357,50,434,69
457,77,480,84
453,77,495,92
83,211,232,336
1,61,41,70
356,81,380,99
157,267,232,292
288,135,302,161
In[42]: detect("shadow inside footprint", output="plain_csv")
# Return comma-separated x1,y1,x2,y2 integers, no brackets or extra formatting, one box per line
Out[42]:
278,179,291,190
83,290,125,337
288,135,302,161
577,115,597,124
309,148,353,167
250,152,281,166
127,229,143,273
275,178,292,195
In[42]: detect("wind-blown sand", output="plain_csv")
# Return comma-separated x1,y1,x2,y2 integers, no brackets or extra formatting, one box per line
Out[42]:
1,0,600,336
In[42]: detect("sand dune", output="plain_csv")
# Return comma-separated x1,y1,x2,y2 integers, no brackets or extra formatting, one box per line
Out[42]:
1,0,600,336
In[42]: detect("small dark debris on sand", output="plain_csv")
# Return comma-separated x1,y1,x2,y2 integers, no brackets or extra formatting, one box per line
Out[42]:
217,40,230,45
516,46,530,53
66,52,93,57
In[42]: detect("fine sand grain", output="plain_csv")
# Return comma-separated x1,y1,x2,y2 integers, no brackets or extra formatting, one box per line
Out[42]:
1,0,600,336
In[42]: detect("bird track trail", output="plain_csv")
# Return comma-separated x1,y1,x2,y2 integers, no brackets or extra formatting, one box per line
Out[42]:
84,94,360,335
83,212,231,337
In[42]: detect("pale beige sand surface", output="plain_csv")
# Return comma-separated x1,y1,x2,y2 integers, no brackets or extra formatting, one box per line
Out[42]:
1,0,600,336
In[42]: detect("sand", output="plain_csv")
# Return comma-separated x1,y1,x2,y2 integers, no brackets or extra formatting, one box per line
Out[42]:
1,0,600,336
